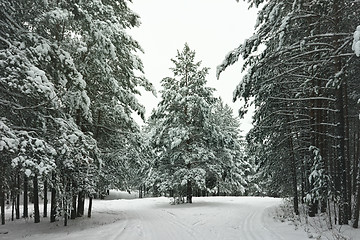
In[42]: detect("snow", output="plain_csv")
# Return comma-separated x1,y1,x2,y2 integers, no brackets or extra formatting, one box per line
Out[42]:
171,137,181,149
24,168,32,177
353,25,360,57
0,137,18,151
2,192,315,240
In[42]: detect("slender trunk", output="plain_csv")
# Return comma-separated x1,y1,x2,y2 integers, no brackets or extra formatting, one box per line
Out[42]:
169,189,174,198
353,134,360,228
353,130,359,194
343,80,351,220
64,178,70,227
71,180,77,219
289,135,299,215
87,195,92,218
33,175,40,223
43,179,47,218
328,199,333,229
333,197,338,225
16,174,20,219
0,177,5,225
64,196,68,227
301,161,306,204
186,179,192,203
308,84,318,217
286,116,299,215
317,93,328,214
332,0,348,225
50,174,56,223
353,172,360,228
71,194,77,219
77,190,85,217
23,174,28,218
11,190,14,221
335,76,348,225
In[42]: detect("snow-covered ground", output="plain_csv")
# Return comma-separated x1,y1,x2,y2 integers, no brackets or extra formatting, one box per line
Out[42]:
0,192,359,239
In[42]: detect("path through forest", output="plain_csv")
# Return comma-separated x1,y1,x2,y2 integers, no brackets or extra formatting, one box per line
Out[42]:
1,195,311,240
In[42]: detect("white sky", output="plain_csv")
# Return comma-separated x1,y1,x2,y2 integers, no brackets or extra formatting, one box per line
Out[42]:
129,0,258,134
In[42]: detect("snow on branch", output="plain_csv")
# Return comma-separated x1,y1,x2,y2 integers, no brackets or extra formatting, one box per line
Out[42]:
216,45,242,79
353,25,360,56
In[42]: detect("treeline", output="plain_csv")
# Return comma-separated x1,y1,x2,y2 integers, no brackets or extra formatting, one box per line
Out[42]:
219,0,360,227
0,0,153,225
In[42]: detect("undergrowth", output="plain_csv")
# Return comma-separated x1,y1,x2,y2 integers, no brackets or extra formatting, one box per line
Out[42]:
273,199,355,240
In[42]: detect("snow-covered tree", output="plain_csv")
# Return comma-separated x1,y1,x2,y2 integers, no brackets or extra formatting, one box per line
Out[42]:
0,0,97,224
218,0,360,224
41,0,156,198
0,0,153,225
147,44,248,202
208,99,250,195
148,44,215,203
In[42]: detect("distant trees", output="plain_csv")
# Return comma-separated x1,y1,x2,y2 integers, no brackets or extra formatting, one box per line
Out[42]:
145,44,250,202
0,0,152,225
219,0,360,226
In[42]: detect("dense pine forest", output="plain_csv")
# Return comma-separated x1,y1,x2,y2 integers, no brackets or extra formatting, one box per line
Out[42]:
1,0,360,233
218,0,360,228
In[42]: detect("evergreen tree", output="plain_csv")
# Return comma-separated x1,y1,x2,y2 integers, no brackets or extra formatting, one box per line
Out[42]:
218,0,360,224
148,44,249,202
149,44,215,203
0,0,152,224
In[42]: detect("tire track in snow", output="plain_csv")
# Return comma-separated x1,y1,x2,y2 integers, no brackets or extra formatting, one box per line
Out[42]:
99,197,286,240
117,205,204,240
260,206,286,240
153,209,203,240
240,201,285,240
242,209,262,240
106,211,144,240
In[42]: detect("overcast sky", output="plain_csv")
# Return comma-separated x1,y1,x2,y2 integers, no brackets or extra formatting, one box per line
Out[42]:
129,0,258,134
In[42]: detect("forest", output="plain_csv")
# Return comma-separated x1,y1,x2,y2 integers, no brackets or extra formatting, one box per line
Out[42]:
1,0,360,233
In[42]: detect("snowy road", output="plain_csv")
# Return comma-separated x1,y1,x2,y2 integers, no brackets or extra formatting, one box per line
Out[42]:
2,196,309,240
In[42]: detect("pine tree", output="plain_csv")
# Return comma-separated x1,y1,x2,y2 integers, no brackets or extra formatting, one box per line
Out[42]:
218,0,359,224
149,44,215,203
0,0,152,224
147,44,249,202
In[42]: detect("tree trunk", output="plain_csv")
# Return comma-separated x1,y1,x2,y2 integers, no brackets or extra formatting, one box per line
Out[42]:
290,137,299,215
139,185,142,198
16,174,20,219
353,130,359,194
343,80,351,220
77,190,85,217
0,178,5,225
301,161,306,204
186,180,192,203
11,190,14,221
33,175,40,223
353,128,360,228
64,197,68,227
23,174,28,218
64,178,70,227
332,0,348,225
308,83,318,218
71,194,77,219
87,195,93,218
50,175,56,223
43,179,48,218
353,171,360,228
